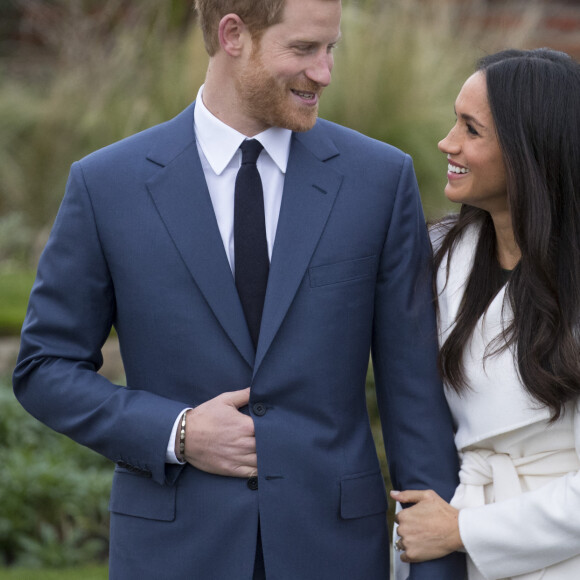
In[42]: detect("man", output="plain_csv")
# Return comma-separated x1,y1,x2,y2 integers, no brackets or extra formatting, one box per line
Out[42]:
13,0,464,578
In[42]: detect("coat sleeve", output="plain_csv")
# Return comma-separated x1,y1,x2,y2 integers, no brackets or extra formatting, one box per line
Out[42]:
459,398,580,579
370,154,466,579
12,161,186,485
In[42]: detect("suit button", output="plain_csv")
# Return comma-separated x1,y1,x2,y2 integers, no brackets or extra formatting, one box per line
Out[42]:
247,476,259,491
252,402,267,416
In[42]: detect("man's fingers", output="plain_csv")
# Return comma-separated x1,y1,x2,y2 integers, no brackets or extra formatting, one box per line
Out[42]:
233,452,258,477
183,388,258,478
225,387,252,408
390,489,429,505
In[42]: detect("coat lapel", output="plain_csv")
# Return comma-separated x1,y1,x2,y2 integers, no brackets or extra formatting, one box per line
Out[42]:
145,104,255,368
254,128,343,374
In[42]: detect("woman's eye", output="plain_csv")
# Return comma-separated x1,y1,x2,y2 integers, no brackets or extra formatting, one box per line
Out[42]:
467,124,479,136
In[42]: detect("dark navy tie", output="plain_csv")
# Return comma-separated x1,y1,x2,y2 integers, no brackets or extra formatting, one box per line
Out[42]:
234,139,269,348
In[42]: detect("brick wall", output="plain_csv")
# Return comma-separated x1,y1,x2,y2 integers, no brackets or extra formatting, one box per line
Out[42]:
534,4,580,57
471,0,580,59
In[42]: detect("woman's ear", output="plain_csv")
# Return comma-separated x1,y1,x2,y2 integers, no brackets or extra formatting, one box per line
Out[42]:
218,13,248,57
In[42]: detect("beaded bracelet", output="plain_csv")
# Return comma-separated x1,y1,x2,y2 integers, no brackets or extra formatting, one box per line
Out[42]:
179,411,187,461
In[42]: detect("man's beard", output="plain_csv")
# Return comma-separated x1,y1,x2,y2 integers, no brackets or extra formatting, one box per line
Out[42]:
236,50,323,133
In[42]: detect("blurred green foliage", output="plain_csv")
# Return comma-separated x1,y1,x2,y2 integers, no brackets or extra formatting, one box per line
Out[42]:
0,214,34,267
0,377,112,568
0,0,538,336
0,0,204,230
0,0,538,250
0,269,34,336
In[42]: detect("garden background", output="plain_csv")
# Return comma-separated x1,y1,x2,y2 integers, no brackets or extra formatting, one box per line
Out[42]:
1,0,580,577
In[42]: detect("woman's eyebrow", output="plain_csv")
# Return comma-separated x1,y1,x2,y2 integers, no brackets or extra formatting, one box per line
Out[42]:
454,106,486,129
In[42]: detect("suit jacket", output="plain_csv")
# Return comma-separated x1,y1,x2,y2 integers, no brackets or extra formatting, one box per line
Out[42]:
14,102,464,579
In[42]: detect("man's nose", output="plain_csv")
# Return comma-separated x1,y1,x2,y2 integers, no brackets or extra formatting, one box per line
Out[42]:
306,51,333,87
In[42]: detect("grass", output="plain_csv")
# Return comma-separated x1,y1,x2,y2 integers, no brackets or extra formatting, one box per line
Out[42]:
0,269,35,336
0,566,107,580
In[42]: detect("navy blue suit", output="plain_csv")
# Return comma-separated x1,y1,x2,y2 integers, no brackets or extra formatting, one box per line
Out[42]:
14,102,464,579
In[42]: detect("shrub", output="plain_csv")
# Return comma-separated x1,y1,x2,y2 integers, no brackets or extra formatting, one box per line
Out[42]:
0,377,112,568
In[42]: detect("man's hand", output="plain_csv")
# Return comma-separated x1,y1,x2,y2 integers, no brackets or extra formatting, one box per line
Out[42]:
178,388,257,478
390,489,463,563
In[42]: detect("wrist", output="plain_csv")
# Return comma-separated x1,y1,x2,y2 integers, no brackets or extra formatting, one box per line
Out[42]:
451,507,464,552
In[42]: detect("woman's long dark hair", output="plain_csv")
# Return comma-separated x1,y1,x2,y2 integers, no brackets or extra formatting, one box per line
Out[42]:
435,48,580,420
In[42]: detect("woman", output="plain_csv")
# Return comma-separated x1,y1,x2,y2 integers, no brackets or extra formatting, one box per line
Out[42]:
392,48,580,580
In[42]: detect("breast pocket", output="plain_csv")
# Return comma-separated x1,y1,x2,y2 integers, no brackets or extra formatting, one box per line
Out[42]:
309,255,377,288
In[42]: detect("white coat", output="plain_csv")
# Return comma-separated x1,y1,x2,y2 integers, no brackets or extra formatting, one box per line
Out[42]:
437,224,580,580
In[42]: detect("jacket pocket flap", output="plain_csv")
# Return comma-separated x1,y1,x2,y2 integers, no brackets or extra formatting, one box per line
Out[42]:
309,255,377,287
340,470,388,519
109,468,176,522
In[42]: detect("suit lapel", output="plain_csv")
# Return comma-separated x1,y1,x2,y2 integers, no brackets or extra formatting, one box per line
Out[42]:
145,104,255,367
143,107,343,373
254,129,343,374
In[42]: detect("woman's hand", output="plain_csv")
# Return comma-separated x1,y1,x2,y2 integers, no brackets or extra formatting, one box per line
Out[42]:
390,489,464,563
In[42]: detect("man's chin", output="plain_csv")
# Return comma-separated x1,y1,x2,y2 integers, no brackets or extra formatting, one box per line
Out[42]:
282,110,319,132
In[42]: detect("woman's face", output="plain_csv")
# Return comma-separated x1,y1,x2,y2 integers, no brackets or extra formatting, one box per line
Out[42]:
438,71,508,214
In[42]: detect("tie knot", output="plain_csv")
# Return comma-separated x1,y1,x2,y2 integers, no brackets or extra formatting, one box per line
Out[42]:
240,139,264,165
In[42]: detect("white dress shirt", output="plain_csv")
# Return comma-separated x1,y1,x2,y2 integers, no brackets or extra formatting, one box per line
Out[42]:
166,85,292,463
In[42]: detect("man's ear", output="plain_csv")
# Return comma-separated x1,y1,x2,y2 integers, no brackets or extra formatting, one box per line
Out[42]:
218,14,248,57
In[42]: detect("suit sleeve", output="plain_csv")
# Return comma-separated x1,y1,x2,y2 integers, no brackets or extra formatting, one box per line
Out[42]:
459,398,580,578
370,154,466,579
12,162,186,485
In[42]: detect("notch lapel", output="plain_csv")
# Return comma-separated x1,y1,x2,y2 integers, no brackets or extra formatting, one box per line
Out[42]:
145,108,255,368
254,130,343,374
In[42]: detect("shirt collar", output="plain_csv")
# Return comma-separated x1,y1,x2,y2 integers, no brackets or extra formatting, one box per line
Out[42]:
194,85,292,175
